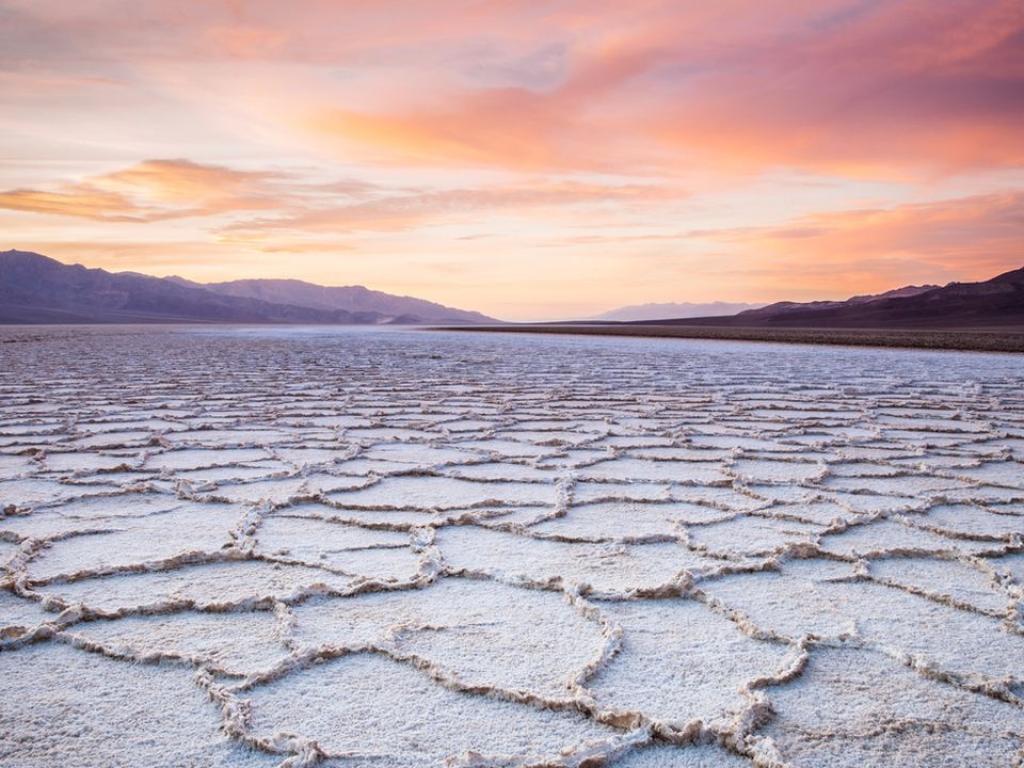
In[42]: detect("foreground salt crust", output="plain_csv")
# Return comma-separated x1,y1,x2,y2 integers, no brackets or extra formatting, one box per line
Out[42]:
1,326,1023,767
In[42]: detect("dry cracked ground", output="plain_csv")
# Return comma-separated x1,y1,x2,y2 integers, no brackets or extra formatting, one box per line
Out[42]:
1,326,1023,768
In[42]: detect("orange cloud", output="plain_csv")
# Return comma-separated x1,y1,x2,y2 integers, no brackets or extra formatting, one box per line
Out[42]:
0,188,149,222
0,160,285,221
688,191,1024,294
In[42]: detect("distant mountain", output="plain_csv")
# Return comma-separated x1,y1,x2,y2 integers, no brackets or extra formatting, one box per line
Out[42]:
729,284,938,322
168,276,491,324
648,269,1024,329
0,250,495,325
592,301,763,322
731,284,938,322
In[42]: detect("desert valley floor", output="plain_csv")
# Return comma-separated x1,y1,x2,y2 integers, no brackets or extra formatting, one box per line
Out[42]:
1,326,1023,768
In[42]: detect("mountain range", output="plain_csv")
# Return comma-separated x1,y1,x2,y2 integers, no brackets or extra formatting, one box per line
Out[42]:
591,301,763,322
4,249,1021,330
0,250,493,325
646,267,1024,329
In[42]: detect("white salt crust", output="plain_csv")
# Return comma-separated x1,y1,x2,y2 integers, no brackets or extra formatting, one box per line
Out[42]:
1,326,1023,767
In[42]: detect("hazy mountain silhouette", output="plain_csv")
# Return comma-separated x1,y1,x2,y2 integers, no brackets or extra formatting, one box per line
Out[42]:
0,250,495,324
592,301,763,322
167,276,491,324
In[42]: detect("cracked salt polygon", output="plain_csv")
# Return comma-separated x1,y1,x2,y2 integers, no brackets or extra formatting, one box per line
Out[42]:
244,652,615,766
73,430,153,449
75,418,182,433
258,515,410,551
272,447,350,467
360,443,482,466
0,643,277,767
823,490,931,514
326,475,555,510
36,560,355,614
890,454,982,470
281,502,441,528
534,500,733,540
345,427,435,441
0,590,54,635
26,504,242,581
913,504,1024,540
730,458,826,483
436,418,494,432
834,459,924,476
628,446,730,461
944,485,1024,504
689,435,805,452
767,500,860,526
291,578,606,700
708,561,1024,689
1,508,165,542
587,598,792,729
0,421,63,436
538,449,622,468
818,518,1001,558
291,544,425,581
198,477,314,505
66,611,291,676
867,556,1011,615
0,434,62,449
438,526,705,594
838,445,911,460
579,457,729,484
26,492,188,521
755,646,1024,768
177,465,288,484
700,559,865,641
669,486,765,512
144,448,272,471
740,485,820,504
456,438,560,458
164,429,297,447
41,451,140,473
329,457,419,476
822,473,969,496
685,515,824,556
0,477,119,510
494,429,599,446
444,462,559,482
949,461,1024,489
572,481,669,505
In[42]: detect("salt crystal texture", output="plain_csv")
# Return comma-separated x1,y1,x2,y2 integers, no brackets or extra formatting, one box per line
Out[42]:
1,326,1023,767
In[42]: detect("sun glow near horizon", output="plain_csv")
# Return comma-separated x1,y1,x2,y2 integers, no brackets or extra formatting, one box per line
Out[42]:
2,0,1023,320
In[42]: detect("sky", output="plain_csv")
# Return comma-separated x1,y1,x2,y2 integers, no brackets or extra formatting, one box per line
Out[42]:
1,1,1023,320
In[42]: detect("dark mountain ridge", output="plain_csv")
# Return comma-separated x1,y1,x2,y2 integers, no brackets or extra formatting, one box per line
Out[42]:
646,267,1024,329
0,250,494,325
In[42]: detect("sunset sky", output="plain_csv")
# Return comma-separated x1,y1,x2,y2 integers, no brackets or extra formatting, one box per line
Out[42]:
2,1,1023,320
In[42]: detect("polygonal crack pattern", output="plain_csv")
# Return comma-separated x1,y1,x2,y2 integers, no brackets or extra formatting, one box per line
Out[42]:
1,326,1023,767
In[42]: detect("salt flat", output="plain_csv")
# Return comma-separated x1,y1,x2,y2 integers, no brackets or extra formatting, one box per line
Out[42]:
1,325,1023,767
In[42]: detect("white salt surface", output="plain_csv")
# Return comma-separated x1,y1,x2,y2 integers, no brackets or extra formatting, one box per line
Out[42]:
1,325,1023,767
